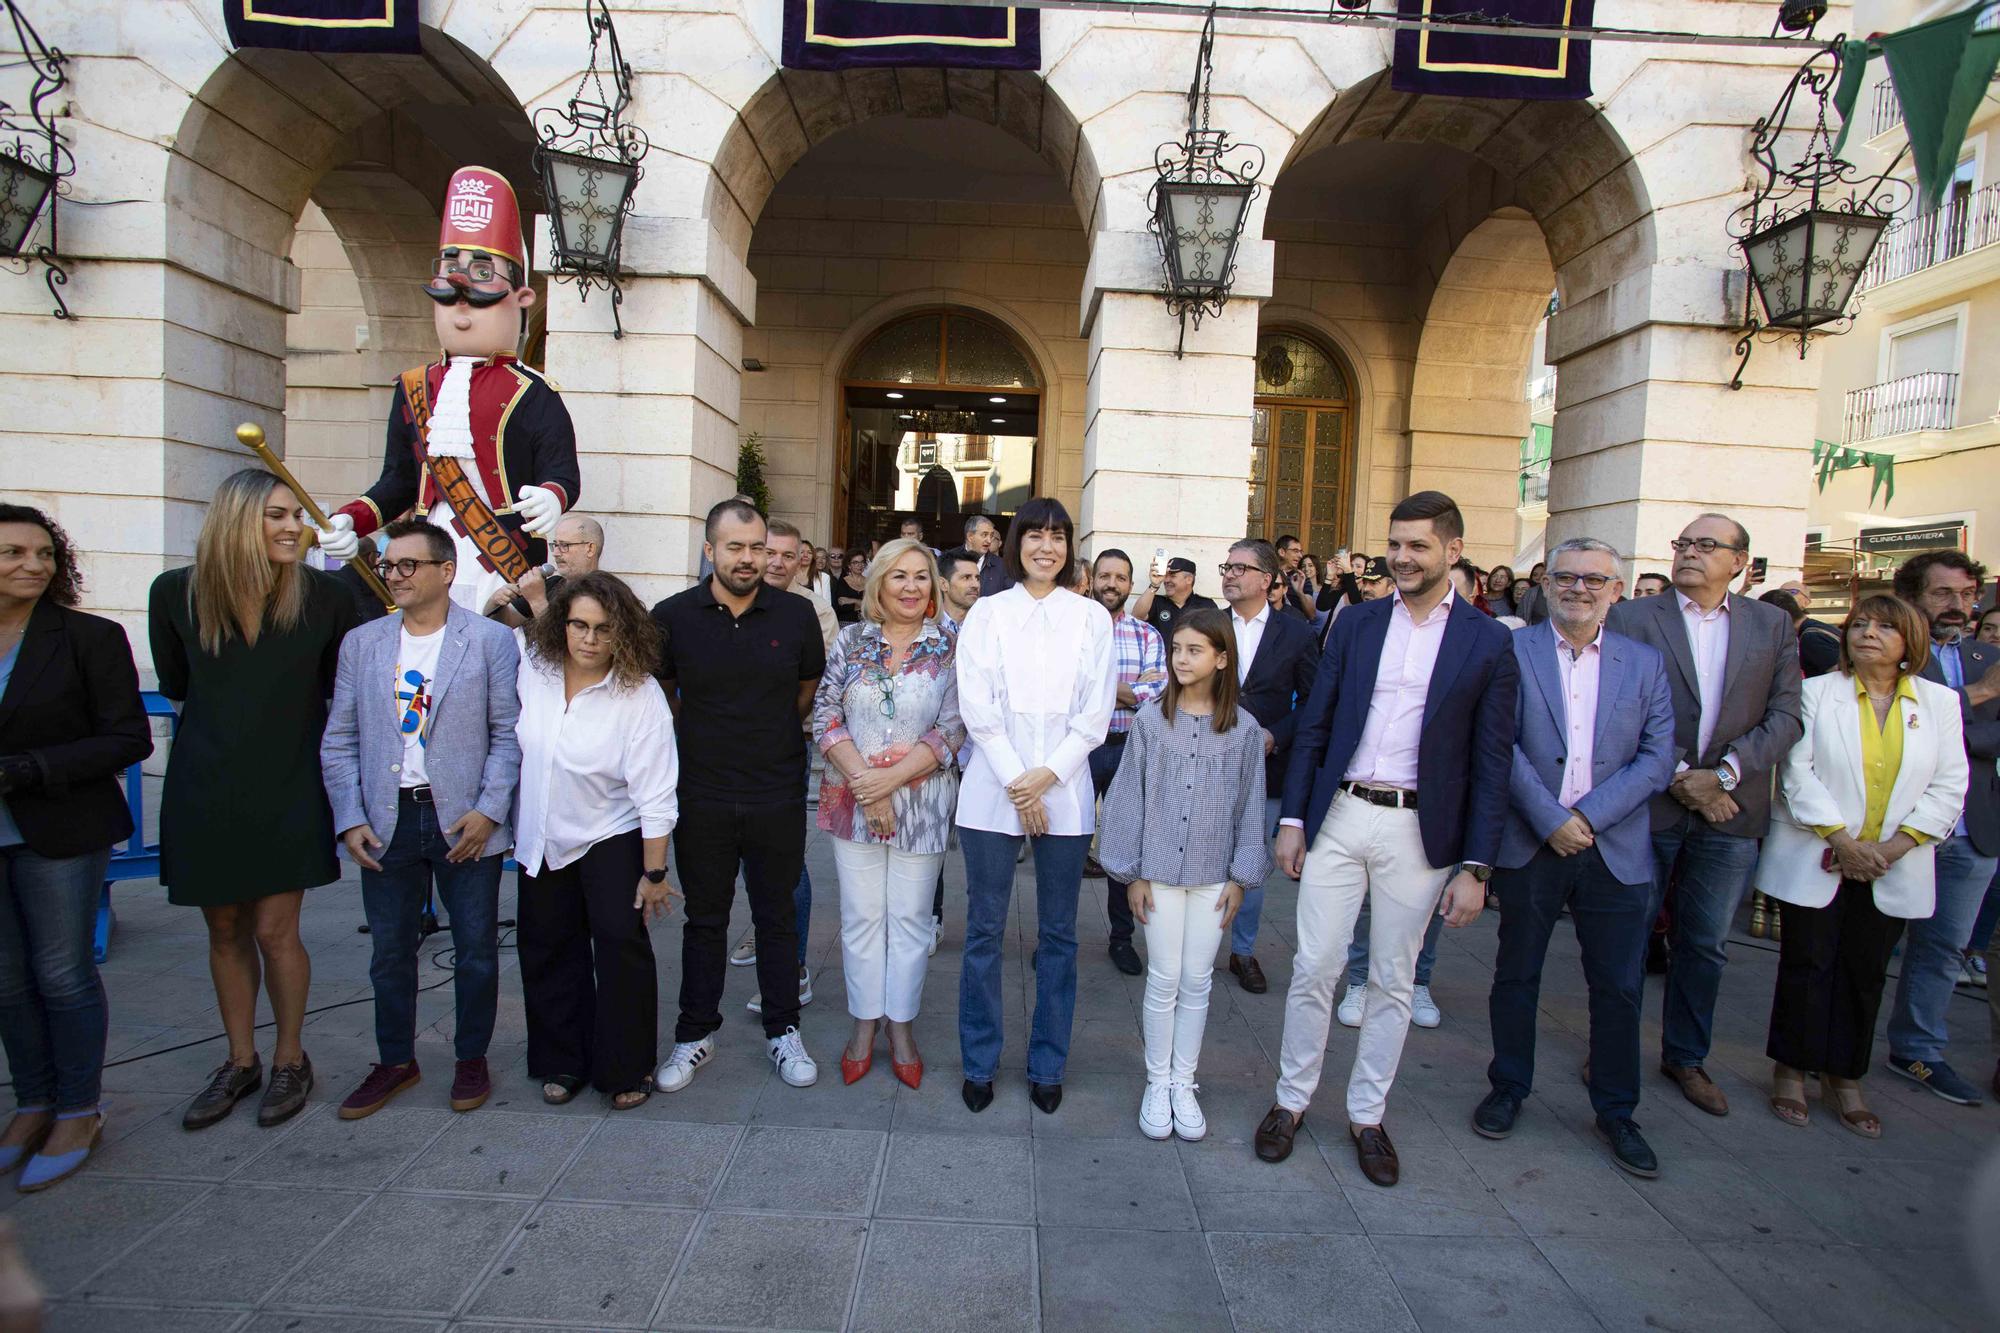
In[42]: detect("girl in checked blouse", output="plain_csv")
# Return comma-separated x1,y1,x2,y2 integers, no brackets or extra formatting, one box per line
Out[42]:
1099,608,1273,1142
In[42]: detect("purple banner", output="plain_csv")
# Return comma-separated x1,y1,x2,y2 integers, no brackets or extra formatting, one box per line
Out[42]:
783,1,1040,72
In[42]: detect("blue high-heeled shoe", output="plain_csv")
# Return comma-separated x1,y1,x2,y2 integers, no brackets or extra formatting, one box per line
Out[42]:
0,1109,52,1174
17,1111,102,1193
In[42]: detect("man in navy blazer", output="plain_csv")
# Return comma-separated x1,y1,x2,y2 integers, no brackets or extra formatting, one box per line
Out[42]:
1473,539,1676,1178
1254,492,1517,1187
321,519,521,1121
1216,538,1319,992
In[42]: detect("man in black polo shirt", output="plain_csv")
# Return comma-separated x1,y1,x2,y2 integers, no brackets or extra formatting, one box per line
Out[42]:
651,499,827,1092
1132,556,1216,644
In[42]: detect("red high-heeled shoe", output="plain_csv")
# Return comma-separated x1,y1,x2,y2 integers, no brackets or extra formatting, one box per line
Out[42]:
892,1055,923,1090
841,1050,873,1085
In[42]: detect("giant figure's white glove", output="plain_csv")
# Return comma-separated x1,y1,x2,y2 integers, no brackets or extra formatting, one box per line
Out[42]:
515,484,563,536
314,513,361,562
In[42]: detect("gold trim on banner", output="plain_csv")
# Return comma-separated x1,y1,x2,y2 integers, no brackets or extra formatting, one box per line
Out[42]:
1416,0,1573,79
802,0,1019,48
242,1,398,29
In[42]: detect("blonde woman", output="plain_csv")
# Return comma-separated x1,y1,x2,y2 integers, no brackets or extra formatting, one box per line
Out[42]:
812,538,964,1088
149,469,358,1132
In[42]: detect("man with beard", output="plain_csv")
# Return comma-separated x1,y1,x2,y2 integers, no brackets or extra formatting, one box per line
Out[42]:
1884,550,2000,1106
1085,549,1168,975
650,499,826,1093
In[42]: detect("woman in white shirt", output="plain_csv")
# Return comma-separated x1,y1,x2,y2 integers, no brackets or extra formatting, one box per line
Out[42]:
955,498,1116,1116
513,572,680,1110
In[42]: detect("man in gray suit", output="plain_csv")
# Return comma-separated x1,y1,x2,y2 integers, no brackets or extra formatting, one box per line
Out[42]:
1606,513,1802,1116
1886,550,2000,1106
322,519,522,1120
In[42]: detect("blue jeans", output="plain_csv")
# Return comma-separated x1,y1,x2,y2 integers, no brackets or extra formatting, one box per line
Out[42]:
0,846,111,1112
1230,798,1282,957
1649,817,1761,1068
1345,895,1444,987
793,864,812,967
1088,739,1136,943
958,827,1088,1084
361,795,503,1065
1887,834,2000,1065
1489,847,1651,1122
1966,857,2000,953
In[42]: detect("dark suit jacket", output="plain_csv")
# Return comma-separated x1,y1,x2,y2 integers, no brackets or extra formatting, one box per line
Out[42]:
1922,637,2000,856
977,555,1014,598
1236,609,1319,793
0,599,154,857
1605,591,1803,837
1281,593,1519,869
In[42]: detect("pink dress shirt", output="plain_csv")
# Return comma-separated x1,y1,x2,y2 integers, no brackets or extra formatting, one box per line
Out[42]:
1554,628,1603,807
1343,587,1457,789
1675,590,1737,776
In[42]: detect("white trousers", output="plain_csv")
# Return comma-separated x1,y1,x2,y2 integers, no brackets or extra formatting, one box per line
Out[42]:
1139,882,1228,1085
1276,793,1450,1123
830,838,944,1023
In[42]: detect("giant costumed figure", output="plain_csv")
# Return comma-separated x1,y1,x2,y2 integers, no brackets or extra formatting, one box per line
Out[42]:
315,167,579,611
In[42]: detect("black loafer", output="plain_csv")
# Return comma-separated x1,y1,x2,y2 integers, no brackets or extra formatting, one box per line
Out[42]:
1108,939,1143,976
1597,1117,1659,1178
1472,1089,1521,1140
1029,1081,1063,1115
183,1060,262,1131
962,1079,994,1113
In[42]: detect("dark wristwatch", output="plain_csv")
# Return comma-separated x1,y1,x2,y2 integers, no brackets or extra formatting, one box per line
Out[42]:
1463,864,1493,883
642,867,668,884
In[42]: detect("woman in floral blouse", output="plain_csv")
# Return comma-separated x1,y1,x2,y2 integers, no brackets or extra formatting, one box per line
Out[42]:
813,538,965,1089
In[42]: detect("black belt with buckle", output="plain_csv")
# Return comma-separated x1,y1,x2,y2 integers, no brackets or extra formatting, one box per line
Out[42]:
400,785,434,805
1341,781,1417,810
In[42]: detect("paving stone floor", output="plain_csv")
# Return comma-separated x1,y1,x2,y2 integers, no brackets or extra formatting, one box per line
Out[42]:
10,824,1996,1331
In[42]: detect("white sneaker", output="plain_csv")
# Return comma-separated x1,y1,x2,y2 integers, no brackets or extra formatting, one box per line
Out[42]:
1169,1081,1207,1141
1970,954,1990,987
746,966,813,1014
1337,981,1367,1028
1138,1081,1173,1140
729,933,757,966
928,916,942,959
768,1027,818,1087
655,1037,715,1093
1411,984,1442,1029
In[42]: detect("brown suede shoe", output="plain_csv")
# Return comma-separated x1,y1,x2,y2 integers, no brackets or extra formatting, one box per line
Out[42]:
1254,1105,1300,1163
1662,1063,1728,1116
1351,1123,1400,1187
1229,954,1268,994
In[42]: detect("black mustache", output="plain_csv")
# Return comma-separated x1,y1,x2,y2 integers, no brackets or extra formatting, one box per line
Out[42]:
423,280,512,308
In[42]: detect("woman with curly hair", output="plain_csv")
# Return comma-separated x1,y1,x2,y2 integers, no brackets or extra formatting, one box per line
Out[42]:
0,505,151,1190
513,571,680,1109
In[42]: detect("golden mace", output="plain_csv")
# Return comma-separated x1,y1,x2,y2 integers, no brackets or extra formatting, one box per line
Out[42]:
235,422,397,613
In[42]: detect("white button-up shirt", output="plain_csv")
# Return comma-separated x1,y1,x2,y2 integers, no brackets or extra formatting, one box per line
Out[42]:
1555,627,1604,807
954,583,1116,836
1230,602,1269,684
514,662,680,875
1343,587,1456,789
1675,590,1736,776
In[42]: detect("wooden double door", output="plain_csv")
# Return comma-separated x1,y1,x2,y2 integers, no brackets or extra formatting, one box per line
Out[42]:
1249,399,1350,556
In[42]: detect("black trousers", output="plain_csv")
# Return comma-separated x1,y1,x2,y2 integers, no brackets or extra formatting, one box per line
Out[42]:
1767,880,1905,1079
674,799,806,1041
517,829,657,1094
1088,735,1136,942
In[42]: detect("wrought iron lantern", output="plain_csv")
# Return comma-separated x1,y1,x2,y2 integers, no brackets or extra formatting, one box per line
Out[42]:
1149,8,1264,357
1727,39,1907,388
533,0,649,338
1,1,74,317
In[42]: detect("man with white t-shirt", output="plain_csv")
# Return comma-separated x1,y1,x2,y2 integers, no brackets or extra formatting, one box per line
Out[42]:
321,519,523,1121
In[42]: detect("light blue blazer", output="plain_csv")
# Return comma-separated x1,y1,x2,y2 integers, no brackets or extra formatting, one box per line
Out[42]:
1498,619,1677,886
321,601,521,856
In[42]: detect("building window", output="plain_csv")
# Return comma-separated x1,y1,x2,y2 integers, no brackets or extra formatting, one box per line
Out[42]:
1251,329,1355,556
962,475,986,506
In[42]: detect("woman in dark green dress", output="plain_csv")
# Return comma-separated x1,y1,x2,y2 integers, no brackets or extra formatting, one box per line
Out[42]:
149,469,357,1131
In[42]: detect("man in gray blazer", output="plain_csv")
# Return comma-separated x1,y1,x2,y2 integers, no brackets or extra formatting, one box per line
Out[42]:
1886,551,2000,1106
1477,539,1676,1177
1605,513,1802,1116
322,519,521,1121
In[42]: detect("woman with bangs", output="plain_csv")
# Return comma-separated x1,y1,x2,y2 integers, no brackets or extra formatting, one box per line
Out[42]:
513,572,680,1110
149,469,359,1132
1759,594,1968,1138
813,537,964,1089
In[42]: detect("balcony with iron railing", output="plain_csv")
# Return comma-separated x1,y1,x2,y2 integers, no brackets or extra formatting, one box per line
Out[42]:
1841,371,1959,445
1526,371,1556,417
1870,78,1904,140
1518,465,1549,509
1859,183,2000,290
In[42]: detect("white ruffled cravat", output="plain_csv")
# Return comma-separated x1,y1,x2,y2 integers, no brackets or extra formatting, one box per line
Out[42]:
427,355,490,504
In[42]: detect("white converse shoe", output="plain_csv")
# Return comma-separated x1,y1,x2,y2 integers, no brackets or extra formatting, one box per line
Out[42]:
729,934,757,966
1138,1081,1174,1140
655,1037,715,1093
1337,981,1367,1028
1169,1081,1207,1141
928,916,942,958
1411,984,1442,1029
768,1027,818,1088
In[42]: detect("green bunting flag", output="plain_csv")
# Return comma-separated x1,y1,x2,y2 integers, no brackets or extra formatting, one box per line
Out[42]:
1881,5,2000,209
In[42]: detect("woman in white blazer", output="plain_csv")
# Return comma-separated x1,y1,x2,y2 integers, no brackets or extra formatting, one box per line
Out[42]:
1759,595,1968,1138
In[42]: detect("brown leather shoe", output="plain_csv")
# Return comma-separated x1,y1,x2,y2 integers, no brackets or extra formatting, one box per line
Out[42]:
1662,1062,1728,1116
1254,1105,1300,1162
1351,1123,1399,1187
1229,954,1268,994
